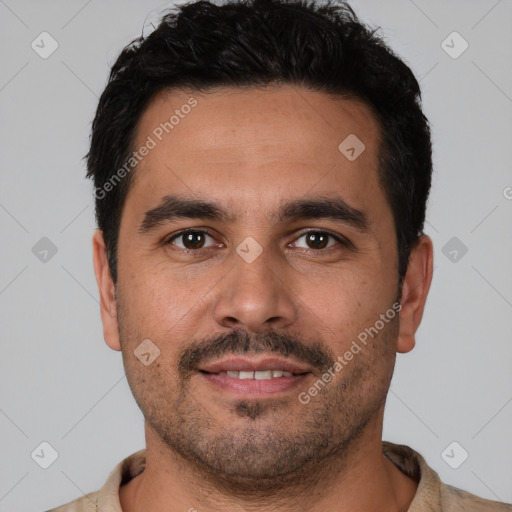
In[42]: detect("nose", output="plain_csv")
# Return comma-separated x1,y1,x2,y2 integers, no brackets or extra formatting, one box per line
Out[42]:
212,246,298,333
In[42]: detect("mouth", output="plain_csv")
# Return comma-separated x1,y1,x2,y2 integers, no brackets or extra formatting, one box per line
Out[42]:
198,356,312,396
212,369,295,379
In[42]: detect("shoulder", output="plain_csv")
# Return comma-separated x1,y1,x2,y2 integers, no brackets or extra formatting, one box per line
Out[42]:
441,483,512,512
43,449,146,512
44,491,99,512
382,441,512,511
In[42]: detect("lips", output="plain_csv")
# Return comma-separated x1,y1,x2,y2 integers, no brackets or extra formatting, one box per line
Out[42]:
198,356,311,396
199,356,310,376
219,370,293,380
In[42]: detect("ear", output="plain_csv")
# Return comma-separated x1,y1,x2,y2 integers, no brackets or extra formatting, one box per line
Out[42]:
396,234,434,354
92,230,121,351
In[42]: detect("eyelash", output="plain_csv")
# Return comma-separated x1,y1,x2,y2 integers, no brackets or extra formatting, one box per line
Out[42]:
163,228,352,253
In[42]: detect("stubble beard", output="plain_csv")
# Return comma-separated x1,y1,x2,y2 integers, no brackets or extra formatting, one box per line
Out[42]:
119,309,398,494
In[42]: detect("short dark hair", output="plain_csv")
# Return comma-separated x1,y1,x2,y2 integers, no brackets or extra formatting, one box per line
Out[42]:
86,0,432,286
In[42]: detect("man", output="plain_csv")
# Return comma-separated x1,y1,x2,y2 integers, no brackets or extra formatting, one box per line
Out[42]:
48,0,511,510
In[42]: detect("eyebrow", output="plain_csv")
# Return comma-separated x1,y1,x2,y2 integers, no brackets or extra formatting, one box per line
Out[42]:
277,197,368,232
139,195,235,234
138,194,369,234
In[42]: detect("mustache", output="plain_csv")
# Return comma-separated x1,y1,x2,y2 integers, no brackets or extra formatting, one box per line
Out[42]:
178,329,335,379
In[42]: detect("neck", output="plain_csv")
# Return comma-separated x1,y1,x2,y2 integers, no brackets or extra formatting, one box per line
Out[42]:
119,416,418,512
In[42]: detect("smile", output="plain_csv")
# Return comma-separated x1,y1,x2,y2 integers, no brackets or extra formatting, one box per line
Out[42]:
213,370,295,379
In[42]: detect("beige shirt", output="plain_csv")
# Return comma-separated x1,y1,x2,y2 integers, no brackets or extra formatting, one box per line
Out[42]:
47,441,512,511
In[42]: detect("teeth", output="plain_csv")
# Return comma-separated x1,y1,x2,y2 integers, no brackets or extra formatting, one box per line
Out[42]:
254,370,272,380
218,370,296,380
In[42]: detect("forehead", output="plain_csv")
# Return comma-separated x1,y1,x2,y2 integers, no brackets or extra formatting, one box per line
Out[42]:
127,85,385,222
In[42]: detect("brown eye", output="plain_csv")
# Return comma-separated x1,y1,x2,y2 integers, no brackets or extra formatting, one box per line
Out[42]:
306,232,329,249
294,231,342,250
167,230,216,250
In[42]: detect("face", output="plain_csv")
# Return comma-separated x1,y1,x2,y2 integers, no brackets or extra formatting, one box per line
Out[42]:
94,85,427,488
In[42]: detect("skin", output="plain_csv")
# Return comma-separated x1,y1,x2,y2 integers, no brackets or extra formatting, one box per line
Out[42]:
92,84,433,512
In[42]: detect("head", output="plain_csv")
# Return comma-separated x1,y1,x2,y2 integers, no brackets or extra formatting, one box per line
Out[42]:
90,0,433,490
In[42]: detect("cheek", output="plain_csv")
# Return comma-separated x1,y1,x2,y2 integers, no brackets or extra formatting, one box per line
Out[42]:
303,267,393,328
117,266,210,367
122,353,182,422
119,263,185,322
117,291,186,402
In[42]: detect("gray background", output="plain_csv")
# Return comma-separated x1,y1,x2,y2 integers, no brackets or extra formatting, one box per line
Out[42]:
1,0,511,510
